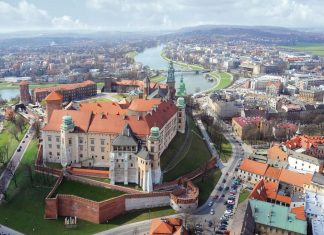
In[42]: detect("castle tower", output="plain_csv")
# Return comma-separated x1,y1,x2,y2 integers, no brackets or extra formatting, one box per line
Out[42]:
104,76,112,92
167,61,176,100
143,76,150,99
176,75,187,97
19,80,31,105
176,97,186,134
137,148,153,192
148,126,161,184
45,91,63,123
60,116,75,167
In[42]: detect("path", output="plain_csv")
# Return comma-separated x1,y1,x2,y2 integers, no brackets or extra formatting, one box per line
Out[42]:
0,224,24,235
0,123,34,201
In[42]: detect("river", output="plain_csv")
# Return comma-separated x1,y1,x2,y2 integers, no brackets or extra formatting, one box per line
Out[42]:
0,46,214,100
136,46,215,94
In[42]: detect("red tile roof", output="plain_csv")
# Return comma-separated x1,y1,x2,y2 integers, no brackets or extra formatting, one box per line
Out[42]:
128,98,163,112
239,159,268,176
291,206,306,221
279,169,312,188
44,91,63,101
232,116,264,127
34,80,95,94
264,167,282,180
19,80,29,85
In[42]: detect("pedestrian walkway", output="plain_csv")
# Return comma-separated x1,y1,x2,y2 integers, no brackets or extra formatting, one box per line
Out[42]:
0,224,23,235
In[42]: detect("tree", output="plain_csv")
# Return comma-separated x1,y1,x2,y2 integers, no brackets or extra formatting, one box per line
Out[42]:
6,161,18,188
15,114,26,133
32,119,42,139
7,124,19,141
23,164,34,184
0,142,10,165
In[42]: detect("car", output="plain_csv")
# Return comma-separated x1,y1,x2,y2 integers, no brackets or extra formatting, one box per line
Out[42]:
224,201,227,205
227,199,234,204
226,172,229,176
221,194,225,197
221,221,228,226
17,148,21,152
210,209,215,215
229,191,236,195
22,140,25,143
230,190,237,194
208,201,213,207
216,231,224,234
218,186,223,191
214,194,219,200
225,209,232,214
222,179,226,183
26,135,28,138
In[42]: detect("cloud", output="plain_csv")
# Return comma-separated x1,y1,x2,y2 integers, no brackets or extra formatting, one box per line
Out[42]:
52,16,87,30
0,0,87,32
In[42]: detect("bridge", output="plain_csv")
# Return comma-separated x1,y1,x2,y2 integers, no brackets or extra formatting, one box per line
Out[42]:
158,69,210,74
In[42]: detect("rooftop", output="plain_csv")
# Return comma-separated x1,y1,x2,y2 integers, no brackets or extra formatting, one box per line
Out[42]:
239,159,268,176
232,116,264,127
249,199,307,234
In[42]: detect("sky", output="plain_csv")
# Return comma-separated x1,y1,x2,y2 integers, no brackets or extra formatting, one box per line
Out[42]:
1,0,324,32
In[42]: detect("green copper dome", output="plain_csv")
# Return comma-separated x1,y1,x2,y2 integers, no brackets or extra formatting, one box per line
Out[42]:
150,126,160,141
176,97,186,109
61,115,75,131
176,75,187,97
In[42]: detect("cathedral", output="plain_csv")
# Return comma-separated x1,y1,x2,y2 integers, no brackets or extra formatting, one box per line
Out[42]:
41,61,187,192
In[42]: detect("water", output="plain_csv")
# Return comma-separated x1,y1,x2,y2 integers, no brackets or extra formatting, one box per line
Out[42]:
0,46,214,100
136,46,215,94
0,88,20,101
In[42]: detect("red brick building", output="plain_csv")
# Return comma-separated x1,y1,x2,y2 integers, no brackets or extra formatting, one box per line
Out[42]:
19,80,31,104
32,80,96,103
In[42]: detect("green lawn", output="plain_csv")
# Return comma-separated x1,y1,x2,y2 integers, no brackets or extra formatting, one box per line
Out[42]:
0,120,29,173
194,168,222,206
150,75,166,83
160,132,186,170
54,179,125,201
80,97,112,103
207,72,232,92
126,51,138,60
161,51,205,70
0,139,175,235
163,118,212,182
238,189,250,204
280,43,324,56
219,138,232,163
45,162,63,169
111,93,129,101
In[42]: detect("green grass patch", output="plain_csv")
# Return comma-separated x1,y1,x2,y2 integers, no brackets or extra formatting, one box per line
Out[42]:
45,162,63,169
219,138,232,163
163,118,211,182
161,51,204,70
207,72,232,92
126,51,138,60
280,43,324,56
194,168,222,206
150,75,166,82
111,93,129,101
238,189,250,204
80,97,112,103
0,120,29,173
54,179,125,201
0,139,174,235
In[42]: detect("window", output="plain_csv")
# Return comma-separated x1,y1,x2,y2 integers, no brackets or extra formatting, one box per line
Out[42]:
101,147,105,153
79,137,83,144
79,145,83,151
49,151,52,155
102,156,104,160
90,138,95,145
56,145,60,149
47,136,52,141
68,138,72,145
129,155,132,160
57,152,60,156
80,154,83,158
49,144,52,149
101,139,105,145
56,136,60,142
91,146,95,151
131,163,133,167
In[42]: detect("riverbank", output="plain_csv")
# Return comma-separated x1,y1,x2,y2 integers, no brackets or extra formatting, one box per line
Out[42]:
160,51,205,70
126,51,139,60
207,72,233,92
0,81,61,90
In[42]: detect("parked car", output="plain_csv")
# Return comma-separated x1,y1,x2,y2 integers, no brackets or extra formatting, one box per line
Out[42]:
218,186,223,191
208,201,213,207
222,179,226,183
214,194,219,200
225,186,229,191
210,209,215,215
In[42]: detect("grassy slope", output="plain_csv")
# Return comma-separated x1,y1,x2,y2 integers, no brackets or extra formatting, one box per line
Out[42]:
54,179,125,202
150,75,166,83
160,51,204,70
163,118,212,182
194,168,222,206
0,140,174,235
0,120,29,172
0,82,105,90
207,72,232,92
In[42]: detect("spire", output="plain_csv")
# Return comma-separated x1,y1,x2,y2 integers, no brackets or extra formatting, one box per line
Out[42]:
167,61,175,83
176,74,187,97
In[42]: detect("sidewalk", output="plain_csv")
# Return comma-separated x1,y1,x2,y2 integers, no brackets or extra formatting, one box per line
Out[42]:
0,224,24,235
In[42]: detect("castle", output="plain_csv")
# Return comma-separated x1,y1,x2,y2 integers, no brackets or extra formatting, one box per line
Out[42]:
41,61,186,192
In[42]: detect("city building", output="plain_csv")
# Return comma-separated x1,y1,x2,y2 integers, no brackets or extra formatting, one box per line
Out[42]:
149,218,188,235
249,199,307,235
32,80,97,103
42,92,186,192
232,116,265,140
298,89,324,103
312,215,324,235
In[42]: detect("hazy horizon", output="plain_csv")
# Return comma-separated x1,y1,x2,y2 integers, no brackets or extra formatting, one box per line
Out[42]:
1,0,324,33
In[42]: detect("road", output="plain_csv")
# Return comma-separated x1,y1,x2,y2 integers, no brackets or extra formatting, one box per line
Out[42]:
0,116,34,201
0,224,24,235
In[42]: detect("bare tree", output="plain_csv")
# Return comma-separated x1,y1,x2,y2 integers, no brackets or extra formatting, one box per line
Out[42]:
7,124,19,141
32,119,42,139
15,114,27,133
